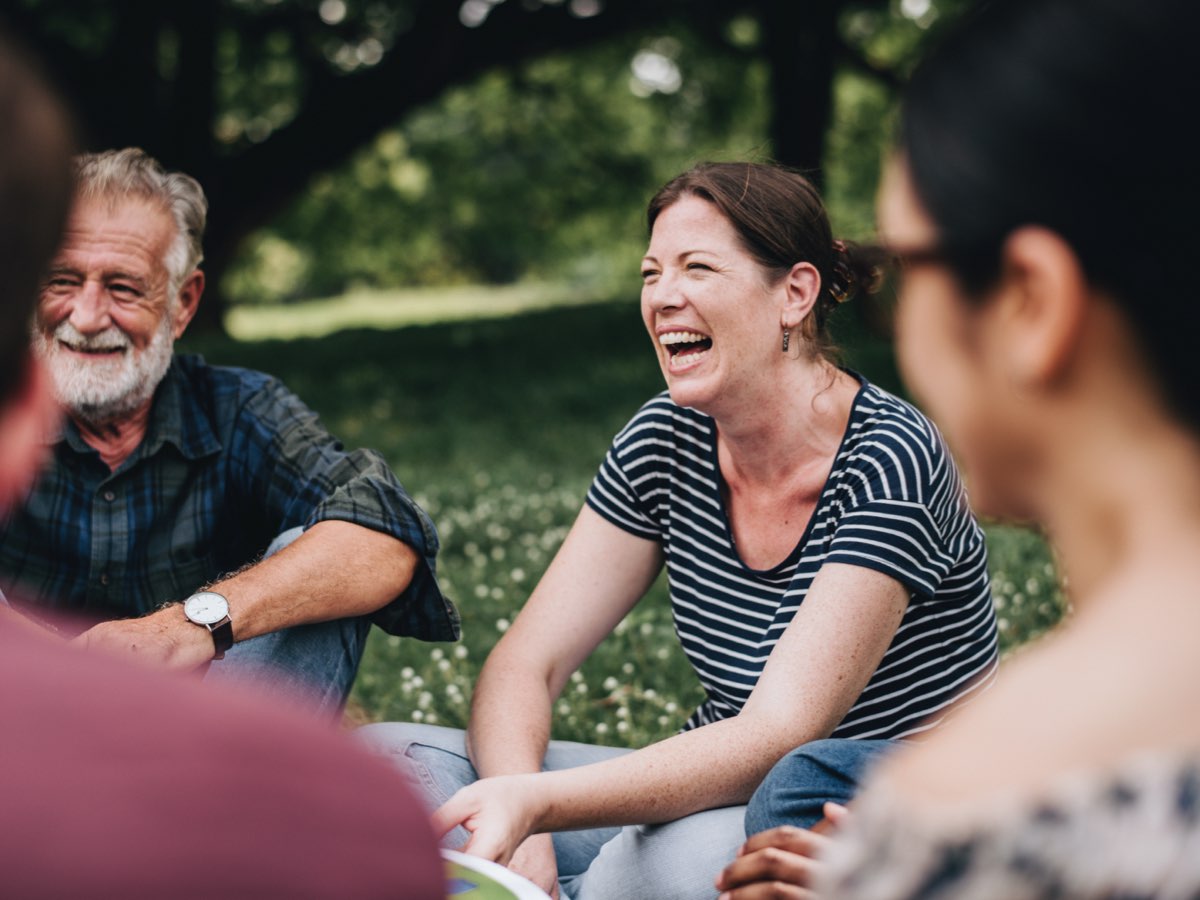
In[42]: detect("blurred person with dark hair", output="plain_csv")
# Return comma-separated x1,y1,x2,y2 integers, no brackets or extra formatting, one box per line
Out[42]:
0,145,458,717
716,0,1200,896
363,161,998,899
0,31,444,899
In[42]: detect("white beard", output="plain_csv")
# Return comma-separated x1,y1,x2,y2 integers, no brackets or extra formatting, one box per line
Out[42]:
34,315,175,425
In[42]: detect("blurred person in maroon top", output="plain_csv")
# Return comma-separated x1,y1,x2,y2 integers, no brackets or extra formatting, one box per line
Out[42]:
0,31,443,898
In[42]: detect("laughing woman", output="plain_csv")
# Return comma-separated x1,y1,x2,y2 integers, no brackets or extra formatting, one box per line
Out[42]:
361,163,998,899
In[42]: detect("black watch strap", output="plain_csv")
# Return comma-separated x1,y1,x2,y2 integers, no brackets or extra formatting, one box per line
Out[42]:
207,617,233,660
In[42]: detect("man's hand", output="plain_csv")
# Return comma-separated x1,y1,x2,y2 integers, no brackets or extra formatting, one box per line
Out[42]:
715,804,849,900
74,605,215,670
508,833,560,899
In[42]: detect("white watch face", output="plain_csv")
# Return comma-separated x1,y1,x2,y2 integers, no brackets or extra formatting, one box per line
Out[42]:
184,591,229,625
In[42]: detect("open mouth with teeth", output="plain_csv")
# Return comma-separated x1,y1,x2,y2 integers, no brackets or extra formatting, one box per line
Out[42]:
62,343,126,355
659,330,713,368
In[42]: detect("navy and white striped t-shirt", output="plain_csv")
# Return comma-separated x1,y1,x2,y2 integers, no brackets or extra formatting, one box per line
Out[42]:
586,379,998,739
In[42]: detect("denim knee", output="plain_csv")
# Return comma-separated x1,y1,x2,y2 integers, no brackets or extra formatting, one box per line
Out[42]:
357,723,479,848
745,738,895,834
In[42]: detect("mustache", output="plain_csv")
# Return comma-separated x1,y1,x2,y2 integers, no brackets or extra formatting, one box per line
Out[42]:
51,321,131,352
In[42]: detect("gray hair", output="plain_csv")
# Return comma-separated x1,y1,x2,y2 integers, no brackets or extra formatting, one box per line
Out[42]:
74,148,207,298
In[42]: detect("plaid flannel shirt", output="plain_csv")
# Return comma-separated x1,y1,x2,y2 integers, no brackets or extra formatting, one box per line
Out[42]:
0,354,459,640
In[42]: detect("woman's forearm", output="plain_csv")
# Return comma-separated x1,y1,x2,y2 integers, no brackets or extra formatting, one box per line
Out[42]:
466,651,556,778
529,711,809,833
432,709,814,866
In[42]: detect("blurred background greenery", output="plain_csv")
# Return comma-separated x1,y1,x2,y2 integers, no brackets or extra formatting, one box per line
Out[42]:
15,0,974,328
15,0,1068,742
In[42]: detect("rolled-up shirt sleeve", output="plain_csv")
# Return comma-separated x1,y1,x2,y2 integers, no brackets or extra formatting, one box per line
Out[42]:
230,377,459,641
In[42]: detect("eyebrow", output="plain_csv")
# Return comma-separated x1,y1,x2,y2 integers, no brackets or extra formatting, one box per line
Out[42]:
45,263,149,282
642,249,717,263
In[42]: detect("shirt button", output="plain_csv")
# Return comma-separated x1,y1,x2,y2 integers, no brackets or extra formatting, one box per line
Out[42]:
103,490,116,502
99,572,110,586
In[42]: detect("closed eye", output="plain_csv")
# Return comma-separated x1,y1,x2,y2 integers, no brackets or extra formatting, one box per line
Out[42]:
43,275,79,291
109,283,144,299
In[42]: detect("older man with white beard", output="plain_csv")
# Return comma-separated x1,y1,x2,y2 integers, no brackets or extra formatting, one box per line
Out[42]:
0,147,458,716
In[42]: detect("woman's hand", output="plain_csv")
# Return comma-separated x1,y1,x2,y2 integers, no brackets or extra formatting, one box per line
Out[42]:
714,805,848,899
508,833,561,899
432,774,546,866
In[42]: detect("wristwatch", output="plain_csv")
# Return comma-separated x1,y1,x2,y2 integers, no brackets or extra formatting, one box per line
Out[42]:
183,590,234,660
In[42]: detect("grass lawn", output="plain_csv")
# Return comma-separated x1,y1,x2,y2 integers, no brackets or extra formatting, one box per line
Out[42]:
182,290,1067,746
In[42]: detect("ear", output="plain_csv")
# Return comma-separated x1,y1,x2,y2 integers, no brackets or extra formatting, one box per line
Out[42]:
995,226,1090,387
170,269,205,340
780,261,822,330
0,355,60,516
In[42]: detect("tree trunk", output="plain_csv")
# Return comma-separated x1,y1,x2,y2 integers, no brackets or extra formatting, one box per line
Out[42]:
760,0,840,186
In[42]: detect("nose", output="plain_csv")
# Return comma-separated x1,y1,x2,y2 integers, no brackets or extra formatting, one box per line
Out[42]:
642,270,685,315
66,279,114,335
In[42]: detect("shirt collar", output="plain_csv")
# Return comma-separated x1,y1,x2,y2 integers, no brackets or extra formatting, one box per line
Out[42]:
54,356,223,462
139,356,222,461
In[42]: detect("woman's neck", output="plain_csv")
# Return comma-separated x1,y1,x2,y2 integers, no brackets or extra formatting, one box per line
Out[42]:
1036,398,1200,607
714,362,858,489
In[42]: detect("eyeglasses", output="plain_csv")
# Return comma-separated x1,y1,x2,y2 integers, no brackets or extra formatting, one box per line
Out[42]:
855,242,951,280
847,242,952,338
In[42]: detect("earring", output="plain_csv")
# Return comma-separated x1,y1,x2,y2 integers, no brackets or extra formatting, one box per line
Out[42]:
781,328,790,353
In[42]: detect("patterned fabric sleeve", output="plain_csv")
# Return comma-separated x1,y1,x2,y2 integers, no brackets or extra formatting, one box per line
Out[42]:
584,396,676,542
226,375,458,640
823,405,975,603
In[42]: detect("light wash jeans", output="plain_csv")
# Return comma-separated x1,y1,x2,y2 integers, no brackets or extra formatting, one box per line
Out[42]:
743,738,897,834
357,722,748,900
202,527,372,719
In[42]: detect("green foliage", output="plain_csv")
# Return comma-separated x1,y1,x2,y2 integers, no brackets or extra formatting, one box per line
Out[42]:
224,29,772,304
182,296,1066,746
220,1,982,308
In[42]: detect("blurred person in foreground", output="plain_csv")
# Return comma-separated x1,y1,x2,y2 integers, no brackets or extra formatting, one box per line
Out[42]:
0,31,443,898
361,161,998,899
0,145,458,717
716,0,1200,896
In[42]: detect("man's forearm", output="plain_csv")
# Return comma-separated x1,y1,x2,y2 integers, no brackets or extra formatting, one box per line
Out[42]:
212,519,419,643
73,520,418,669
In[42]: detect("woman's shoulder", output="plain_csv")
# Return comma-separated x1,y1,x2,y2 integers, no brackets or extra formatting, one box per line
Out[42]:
849,380,945,454
837,380,958,495
821,747,1200,899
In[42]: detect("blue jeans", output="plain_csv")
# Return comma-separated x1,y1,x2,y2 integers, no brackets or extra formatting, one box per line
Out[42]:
202,528,371,719
357,722,748,900
744,738,896,834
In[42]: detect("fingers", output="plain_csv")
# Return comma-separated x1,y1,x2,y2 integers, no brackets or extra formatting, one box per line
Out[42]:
718,844,822,890
717,845,822,898
737,825,829,859
431,791,477,843
431,784,523,866
461,828,512,866
716,878,816,900
822,802,850,828
716,826,829,898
